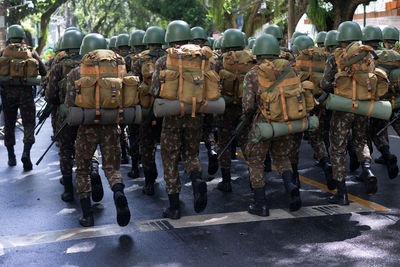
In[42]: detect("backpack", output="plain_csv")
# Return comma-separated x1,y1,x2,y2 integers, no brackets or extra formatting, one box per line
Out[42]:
219,50,254,104
58,56,81,104
333,42,386,109
159,44,221,117
0,43,39,83
137,50,155,109
73,49,139,123
257,58,312,123
295,47,327,96
376,49,400,104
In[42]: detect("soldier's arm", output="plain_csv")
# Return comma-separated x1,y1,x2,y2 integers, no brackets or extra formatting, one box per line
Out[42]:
46,63,62,105
242,70,258,116
64,68,78,108
320,56,337,93
125,55,132,73
33,51,47,76
213,58,223,73
132,59,143,82
150,56,166,97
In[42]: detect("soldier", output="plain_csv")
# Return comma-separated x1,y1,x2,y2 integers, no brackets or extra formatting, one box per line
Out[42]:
116,33,131,164
382,26,399,50
321,21,378,205
243,34,302,216
362,25,398,179
132,26,166,195
47,30,104,202
151,20,208,219
126,30,146,178
215,29,254,192
108,36,118,53
324,30,339,53
64,33,130,227
316,31,327,48
0,25,46,170
190,26,219,175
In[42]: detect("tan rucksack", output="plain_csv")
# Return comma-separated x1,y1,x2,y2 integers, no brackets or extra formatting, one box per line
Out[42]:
137,51,155,109
258,58,312,123
376,49,400,103
74,49,139,123
0,43,39,83
295,46,327,95
58,56,81,104
219,50,254,104
159,44,221,117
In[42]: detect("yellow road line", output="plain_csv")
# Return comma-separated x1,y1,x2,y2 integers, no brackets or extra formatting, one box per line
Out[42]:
234,151,389,212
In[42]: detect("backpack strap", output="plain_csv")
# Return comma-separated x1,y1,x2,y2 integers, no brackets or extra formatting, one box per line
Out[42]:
116,54,125,123
89,52,101,124
178,53,185,117
198,54,208,115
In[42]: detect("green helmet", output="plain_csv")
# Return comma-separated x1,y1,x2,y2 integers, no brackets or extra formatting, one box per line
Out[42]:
362,25,383,42
248,38,255,50
116,33,130,48
292,44,300,55
248,37,256,44
207,37,215,48
222,29,245,49
165,20,192,43
65,27,81,33
191,26,207,41
143,26,165,45
214,36,223,50
242,32,248,45
109,36,117,49
62,30,84,50
130,30,146,47
382,26,399,41
337,21,362,42
80,33,107,55
54,38,61,52
252,34,280,56
324,30,339,47
264,24,283,40
6,24,26,40
316,31,327,44
105,38,110,48
293,35,314,51
290,32,306,43
58,35,65,51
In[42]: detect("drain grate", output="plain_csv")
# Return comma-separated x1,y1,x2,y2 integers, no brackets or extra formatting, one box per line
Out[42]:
312,205,340,215
143,220,175,231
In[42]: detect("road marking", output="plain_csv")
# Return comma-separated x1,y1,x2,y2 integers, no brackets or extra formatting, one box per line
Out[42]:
0,202,372,250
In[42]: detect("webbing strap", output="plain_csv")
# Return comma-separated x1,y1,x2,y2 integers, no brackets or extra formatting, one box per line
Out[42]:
191,97,196,117
300,117,307,132
116,56,124,123
178,54,184,117
280,86,289,121
350,76,358,113
286,121,293,133
366,99,375,117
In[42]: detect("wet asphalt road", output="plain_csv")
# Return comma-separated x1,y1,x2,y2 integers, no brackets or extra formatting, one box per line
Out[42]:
0,107,400,266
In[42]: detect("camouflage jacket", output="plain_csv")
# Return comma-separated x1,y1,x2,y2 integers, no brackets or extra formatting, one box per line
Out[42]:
64,67,80,108
132,48,166,82
242,68,262,117
320,55,337,93
46,61,63,105
150,55,167,97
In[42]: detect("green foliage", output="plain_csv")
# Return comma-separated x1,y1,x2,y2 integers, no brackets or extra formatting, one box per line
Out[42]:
307,0,333,30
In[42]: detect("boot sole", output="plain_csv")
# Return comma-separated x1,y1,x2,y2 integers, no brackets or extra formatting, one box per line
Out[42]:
90,173,104,202
248,204,270,217
114,193,131,227
162,208,181,220
79,216,94,227
193,181,207,213
327,195,350,205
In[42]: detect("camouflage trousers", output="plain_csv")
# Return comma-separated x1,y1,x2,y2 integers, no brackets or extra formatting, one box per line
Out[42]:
58,122,78,177
51,108,58,136
308,110,331,161
330,111,371,182
75,124,123,199
392,114,400,136
369,117,389,151
119,123,129,149
1,86,35,146
160,115,203,195
289,132,303,165
246,125,293,189
139,117,162,172
128,123,140,163
218,104,248,168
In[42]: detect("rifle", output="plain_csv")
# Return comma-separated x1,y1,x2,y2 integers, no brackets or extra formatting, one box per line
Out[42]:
35,102,55,135
217,62,294,160
309,92,329,116
376,110,400,136
36,120,68,165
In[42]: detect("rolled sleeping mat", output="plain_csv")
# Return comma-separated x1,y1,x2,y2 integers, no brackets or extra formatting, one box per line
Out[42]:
153,97,225,118
0,76,41,86
67,105,142,126
252,115,319,143
326,94,392,120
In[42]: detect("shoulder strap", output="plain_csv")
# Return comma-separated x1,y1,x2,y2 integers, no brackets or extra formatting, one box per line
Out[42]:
265,62,294,93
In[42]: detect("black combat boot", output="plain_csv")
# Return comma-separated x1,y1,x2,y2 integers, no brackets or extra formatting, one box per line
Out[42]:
282,171,302,211
206,141,219,175
190,171,207,213
347,142,360,172
291,163,301,188
90,162,104,202
328,180,349,205
217,168,232,192
120,143,129,164
127,157,140,179
142,170,157,195
112,183,131,227
264,152,272,173
379,145,398,179
162,193,181,219
79,198,94,227
359,160,378,195
231,141,237,160
21,143,33,171
374,155,385,165
6,145,16,166
248,187,269,216
61,175,74,202
319,156,336,190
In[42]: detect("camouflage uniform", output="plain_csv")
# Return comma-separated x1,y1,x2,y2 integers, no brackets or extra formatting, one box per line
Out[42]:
65,67,124,199
0,49,46,147
151,55,203,194
243,68,293,189
320,56,371,182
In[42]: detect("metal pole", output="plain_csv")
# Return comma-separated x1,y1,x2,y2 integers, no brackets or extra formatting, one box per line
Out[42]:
363,3,366,27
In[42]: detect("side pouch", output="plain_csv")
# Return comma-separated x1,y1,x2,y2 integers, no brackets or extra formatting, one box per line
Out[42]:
204,70,221,100
374,68,389,100
302,81,315,112
159,69,179,100
99,77,123,109
354,72,377,100
310,72,324,95
138,82,152,109
285,88,307,121
182,72,203,104
0,57,10,76
334,72,353,99
25,58,39,77
122,76,139,107
219,69,236,96
74,76,97,108
10,58,25,77
260,89,282,122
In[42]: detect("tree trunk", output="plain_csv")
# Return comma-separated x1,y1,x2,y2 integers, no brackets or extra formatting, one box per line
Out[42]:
288,0,295,41
0,2,7,49
332,0,372,29
244,2,261,36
